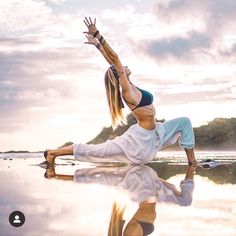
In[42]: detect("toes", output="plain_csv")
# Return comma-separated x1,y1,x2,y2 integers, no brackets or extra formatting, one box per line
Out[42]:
43,150,48,160
43,150,55,165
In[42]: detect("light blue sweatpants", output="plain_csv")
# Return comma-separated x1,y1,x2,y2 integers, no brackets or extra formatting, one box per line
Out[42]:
73,117,195,164
162,117,195,149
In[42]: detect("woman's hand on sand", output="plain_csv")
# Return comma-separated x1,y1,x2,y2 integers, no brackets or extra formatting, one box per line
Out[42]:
83,17,98,35
84,34,98,46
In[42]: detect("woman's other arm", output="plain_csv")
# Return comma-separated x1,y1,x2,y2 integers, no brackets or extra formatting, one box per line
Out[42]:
84,34,113,65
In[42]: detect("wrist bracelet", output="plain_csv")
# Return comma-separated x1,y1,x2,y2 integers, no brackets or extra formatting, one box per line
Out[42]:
95,43,101,50
99,36,105,45
93,30,99,38
188,160,198,167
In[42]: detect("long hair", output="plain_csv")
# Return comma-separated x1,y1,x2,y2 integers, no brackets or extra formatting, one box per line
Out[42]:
107,202,126,236
104,66,126,129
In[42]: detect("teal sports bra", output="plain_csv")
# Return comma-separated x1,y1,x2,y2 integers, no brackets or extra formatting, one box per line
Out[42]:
124,87,154,111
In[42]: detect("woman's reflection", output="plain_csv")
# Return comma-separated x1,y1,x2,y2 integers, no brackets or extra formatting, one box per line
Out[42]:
44,164,197,235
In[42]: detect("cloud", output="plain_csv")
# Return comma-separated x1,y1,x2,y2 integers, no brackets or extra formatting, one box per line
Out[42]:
219,43,236,60
0,1,112,147
154,0,236,33
154,77,234,105
157,87,233,105
0,38,39,47
136,0,236,63
0,0,235,150
0,0,52,36
45,0,67,4
0,0,86,41
0,45,101,133
142,31,211,61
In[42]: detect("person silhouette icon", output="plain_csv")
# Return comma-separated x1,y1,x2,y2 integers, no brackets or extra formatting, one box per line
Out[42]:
13,215,21,224
9,210,25,227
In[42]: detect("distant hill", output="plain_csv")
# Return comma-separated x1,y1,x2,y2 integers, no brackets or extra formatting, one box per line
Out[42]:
88,114,236,150
194,118,236,150
2,151,30,153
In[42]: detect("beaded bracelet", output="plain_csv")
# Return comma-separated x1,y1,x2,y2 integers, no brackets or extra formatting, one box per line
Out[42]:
93,30,99,38
99,36,105,45
188,160,198,167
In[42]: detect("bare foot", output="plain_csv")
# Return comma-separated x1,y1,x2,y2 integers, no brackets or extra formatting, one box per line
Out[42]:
44,150,56,166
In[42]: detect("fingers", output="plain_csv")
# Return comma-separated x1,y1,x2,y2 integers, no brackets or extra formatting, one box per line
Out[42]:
83,31,93,35
83,19,89,27
84,17,90,26
89,17,93,25
83,18,97,45
84,16,96,26
85,33,93,39
83,32,94,38
84,33,95,45
84,41,93,45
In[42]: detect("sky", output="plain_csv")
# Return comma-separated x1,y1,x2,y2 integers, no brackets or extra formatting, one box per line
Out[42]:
0,0,236,151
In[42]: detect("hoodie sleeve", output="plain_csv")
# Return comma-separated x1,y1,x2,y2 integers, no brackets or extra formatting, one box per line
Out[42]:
156,178,194,206
177,179,194,206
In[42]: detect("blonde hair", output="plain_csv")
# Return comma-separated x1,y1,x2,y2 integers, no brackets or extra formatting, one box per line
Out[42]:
107,202,126,236
104,67,126,129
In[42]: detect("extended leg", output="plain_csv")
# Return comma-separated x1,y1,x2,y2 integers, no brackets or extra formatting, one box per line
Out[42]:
73,140,126,162
45,139,126,165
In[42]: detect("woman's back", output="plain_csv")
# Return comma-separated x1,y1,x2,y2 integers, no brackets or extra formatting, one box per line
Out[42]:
122,83,156,130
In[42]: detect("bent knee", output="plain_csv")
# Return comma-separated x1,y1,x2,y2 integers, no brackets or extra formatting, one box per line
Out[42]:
180,117,192,127
181,117,191,123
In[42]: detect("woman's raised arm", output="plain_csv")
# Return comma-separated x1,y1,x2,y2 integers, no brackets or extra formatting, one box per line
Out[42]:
83,17,130,92
83,17,118,62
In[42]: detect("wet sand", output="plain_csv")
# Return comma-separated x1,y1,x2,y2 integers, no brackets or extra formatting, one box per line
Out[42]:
0,152,236,236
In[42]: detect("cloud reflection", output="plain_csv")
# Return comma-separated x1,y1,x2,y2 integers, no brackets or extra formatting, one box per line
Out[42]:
45,164,195,236
1,156,236,235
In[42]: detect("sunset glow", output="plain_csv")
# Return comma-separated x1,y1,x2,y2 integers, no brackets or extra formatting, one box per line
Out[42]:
0,0,236,151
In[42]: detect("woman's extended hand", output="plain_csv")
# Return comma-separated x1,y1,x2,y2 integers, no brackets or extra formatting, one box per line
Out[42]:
83,17,98,35
84,33,98,46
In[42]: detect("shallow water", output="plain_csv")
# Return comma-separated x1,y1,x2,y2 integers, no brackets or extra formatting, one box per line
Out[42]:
0,152,236,236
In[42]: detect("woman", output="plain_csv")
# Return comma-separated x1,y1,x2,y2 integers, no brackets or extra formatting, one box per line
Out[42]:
44,17,198,166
